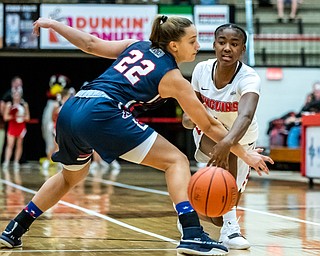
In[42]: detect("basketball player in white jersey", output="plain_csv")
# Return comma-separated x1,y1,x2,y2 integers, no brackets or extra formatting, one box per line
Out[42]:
183,23,263,250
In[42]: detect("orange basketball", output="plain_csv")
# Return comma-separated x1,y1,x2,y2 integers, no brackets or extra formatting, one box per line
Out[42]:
188,166,238,217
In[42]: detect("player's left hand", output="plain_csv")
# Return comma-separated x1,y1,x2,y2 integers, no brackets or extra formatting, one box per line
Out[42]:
245,148,274,176
207,141,231,170
33,17,54,36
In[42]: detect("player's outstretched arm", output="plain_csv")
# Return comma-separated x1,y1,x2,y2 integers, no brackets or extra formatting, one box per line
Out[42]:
160,70,274,172
32,17,136,59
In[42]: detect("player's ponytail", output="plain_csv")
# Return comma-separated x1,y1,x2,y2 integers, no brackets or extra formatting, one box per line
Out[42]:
149,15,193,51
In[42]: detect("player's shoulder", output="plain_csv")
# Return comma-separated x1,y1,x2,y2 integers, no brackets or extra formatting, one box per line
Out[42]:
237,62,260,81
195,58,215,68
126,40,150,50
193,58,215,75
239,62,259,76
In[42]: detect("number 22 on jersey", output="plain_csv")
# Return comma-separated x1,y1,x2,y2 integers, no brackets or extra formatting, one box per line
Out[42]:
114,50,155,85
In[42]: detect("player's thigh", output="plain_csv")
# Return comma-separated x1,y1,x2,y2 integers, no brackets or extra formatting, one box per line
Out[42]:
236,155,251,192
236,143,255,192
141,134,189,171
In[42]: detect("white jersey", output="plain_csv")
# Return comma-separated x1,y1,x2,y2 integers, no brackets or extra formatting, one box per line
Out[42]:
191,58,260,145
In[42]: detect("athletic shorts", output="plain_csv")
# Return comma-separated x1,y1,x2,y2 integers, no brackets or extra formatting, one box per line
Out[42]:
193,128,254,193
52,90,155,166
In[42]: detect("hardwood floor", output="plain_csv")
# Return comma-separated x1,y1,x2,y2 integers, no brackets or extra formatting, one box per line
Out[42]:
0,162,319,255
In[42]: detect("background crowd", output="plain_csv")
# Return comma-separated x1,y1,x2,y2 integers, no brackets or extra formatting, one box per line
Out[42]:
0,75,121,173
268,80,320,148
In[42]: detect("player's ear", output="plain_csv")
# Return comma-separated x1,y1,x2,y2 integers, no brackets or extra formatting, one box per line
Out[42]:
242,45,246,53
169,41,178,52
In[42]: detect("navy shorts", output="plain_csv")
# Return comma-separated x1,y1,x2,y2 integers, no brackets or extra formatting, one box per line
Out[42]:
51,94,154,165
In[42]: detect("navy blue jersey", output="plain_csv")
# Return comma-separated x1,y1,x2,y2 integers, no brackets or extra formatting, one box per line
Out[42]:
82,41,178,116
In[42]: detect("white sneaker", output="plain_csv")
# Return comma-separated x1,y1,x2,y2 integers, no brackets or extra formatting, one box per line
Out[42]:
13,162,20,171
89,161,99,175
219,221,250,250
110,168,121,178
2,162,9,170
110,160,120,170
99,160,110,171
196,162,207,168
42,159,50,169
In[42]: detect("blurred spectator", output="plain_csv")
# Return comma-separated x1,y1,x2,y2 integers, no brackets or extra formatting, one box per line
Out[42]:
277,0,300,23
268,116,288,147
90,151,121,175
1,76,25,166
2,76,23,103
41,74,71,170
286,124,301,148
52,88,75,130
267,111,300,147
285,81,320,148
300,81,320,113
2,88,30,171
268,81,320,148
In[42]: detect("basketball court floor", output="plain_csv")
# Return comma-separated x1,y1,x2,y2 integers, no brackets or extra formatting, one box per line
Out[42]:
0,162,319,256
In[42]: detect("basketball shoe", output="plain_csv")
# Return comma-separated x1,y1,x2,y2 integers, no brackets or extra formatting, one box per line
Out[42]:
177,226,228,255
0,220,27,248
219,220,250,250
110,160,121,170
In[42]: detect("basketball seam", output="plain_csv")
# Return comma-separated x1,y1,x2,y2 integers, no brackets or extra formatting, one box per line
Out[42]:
218,170,228,216
205,167,217,216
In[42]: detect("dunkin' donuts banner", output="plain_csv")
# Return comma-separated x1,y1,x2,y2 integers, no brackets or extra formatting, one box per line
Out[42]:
40,4,157,49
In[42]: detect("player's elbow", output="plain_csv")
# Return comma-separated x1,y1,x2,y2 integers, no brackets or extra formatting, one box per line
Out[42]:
182,113,196,129
82,36,96,54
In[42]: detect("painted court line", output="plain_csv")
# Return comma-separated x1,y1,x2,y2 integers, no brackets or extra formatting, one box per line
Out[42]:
0,248,177,253
238,206,320,227
0,179,178,246
86,176,169,196
1,174,320,234
86,176,320,227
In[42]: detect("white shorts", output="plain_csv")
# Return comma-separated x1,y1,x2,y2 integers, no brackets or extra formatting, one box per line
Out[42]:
120,131,158,164
193,129,254,193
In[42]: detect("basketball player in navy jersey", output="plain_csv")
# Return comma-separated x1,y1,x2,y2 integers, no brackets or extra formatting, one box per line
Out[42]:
0,16,272,255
